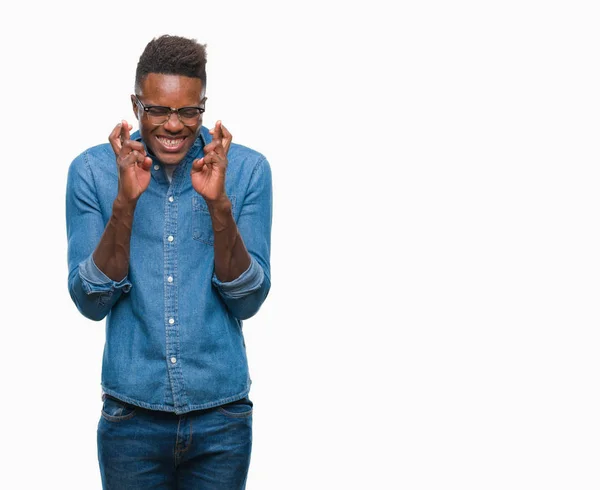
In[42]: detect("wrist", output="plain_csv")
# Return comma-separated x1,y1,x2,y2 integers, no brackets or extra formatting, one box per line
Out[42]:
206,196,233,232
112,195,138,217
206,195,231,213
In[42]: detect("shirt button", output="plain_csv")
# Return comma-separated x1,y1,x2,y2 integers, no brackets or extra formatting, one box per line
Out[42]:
167,276,173,283
167,235,174,242
170,357,177,364
154,165,160,170
168,196,174,202
169,318,175,324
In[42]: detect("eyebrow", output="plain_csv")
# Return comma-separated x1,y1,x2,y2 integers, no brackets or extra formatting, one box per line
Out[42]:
136,96,206,109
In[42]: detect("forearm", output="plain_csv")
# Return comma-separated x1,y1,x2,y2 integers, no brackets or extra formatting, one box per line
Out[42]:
208,196,251,283
92,197,137,281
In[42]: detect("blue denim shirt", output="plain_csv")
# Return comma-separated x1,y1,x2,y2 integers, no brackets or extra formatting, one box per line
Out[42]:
66,126,272,414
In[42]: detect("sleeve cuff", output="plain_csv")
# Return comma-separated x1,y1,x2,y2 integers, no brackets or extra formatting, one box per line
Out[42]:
212,257,264,299
78,255,132,295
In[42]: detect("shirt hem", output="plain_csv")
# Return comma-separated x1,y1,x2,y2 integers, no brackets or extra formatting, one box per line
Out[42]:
101,384,252,415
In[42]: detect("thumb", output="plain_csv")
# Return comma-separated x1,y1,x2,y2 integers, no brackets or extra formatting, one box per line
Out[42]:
140,156,153,172
191,157,205,172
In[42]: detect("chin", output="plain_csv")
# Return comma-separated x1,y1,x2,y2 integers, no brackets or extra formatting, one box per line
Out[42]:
158,152,186,165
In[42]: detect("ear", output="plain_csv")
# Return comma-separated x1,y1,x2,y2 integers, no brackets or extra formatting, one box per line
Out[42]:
131,95,140,121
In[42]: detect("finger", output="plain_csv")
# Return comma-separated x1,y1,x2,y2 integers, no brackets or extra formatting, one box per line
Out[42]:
211,120,223,146
203,140,219,154
108,123,124,155
120,120,131,145
209,121,228,156
213,120,223,139
122,139,146,155
117,151,142,168
131,150,145,163
204,151,219,164
220,123,232,154
197,152,217,169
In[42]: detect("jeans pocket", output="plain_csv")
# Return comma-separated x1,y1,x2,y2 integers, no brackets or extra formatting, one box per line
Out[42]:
218,396,253,418
192,195,237,245
101,395,137,422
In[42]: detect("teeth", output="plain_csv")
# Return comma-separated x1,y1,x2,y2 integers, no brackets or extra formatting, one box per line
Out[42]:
157,137,184,148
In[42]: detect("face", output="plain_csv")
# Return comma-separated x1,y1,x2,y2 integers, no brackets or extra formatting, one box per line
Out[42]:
132,73,205,165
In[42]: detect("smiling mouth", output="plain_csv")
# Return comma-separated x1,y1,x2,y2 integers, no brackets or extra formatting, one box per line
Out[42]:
156,136,187,152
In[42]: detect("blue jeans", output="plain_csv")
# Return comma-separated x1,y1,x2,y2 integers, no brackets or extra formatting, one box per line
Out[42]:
97,395,253,489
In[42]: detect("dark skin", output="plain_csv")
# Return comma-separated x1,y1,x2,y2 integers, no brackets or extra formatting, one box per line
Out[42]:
93,73,251,284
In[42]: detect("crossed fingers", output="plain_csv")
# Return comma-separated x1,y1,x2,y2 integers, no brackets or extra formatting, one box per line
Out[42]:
206,120,232,156
108,120,148,167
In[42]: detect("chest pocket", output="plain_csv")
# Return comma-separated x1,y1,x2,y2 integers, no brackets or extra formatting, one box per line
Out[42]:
192,195,237,246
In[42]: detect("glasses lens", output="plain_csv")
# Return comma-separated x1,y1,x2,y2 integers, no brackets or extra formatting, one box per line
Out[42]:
178,108,202,125
146,107,171,125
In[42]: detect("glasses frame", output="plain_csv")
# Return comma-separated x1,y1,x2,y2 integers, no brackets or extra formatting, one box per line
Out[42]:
133,95,207,126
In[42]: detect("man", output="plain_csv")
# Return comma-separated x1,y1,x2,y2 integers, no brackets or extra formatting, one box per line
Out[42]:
66,34,272,489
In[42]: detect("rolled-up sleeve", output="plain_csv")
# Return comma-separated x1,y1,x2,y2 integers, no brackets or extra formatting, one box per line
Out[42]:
78,256,132,295
213,156,272,320
66,152,130,321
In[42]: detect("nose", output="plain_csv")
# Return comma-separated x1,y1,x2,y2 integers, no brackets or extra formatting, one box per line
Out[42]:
163,110,185,131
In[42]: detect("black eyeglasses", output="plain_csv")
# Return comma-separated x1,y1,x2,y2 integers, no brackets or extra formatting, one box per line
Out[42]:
133,95,207,126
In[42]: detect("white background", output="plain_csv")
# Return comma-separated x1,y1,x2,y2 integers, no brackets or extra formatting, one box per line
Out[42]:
1,0,600,488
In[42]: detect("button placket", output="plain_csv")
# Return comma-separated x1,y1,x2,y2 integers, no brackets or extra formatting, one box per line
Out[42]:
163,177,186,410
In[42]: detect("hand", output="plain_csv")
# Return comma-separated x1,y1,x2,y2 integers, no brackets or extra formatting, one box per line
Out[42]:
191,120,232,202
108,120,153,202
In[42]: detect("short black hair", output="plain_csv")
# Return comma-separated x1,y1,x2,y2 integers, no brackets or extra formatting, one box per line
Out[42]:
135,35,207,93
